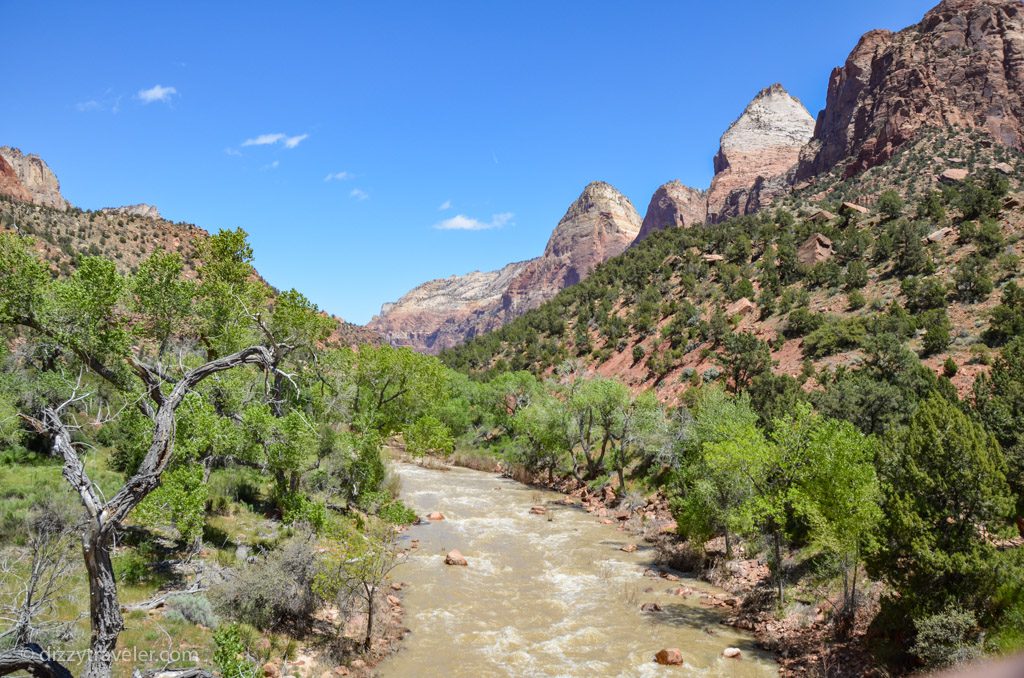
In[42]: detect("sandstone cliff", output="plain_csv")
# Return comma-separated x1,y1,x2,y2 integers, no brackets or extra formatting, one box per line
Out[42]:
369,181,641,353
0,147,67,210
797,0,1024,180
632,180,707,245
101,203,162,220
706,84,815,222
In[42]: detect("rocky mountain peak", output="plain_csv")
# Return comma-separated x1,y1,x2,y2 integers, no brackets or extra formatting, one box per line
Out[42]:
796,0,1024,180
706,84,815,222
633,181,707,245
544,181,640,259
0,147,67,211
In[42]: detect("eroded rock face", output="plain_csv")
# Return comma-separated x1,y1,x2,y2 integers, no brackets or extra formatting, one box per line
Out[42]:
797,0,1024,180
101,203,161,220
633,180,707,244
706,84,815,222
0,147,67,210
0,155,32,204
368,182,640,353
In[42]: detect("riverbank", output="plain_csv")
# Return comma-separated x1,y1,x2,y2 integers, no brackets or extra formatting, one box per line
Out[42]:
422,452,881,677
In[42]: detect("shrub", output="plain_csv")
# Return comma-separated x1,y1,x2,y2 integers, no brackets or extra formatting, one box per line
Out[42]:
955,254,994,303
878,190,905,220
784,307,825,338
943,357,958,378
844,260,869,290
378,499,417,525
911,605,983,669
921,309,952,357
631,345,646,363
167,594,220,628
847,290,866,310
211,531,323,631
803,318,867,358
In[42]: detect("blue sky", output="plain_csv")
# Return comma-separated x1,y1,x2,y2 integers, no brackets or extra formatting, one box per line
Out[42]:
3,1,937,324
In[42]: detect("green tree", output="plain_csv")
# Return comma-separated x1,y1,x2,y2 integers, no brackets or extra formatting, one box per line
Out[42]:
670,388,762,558
921,309,952,357
868,395,1013,622
878,190,905,221
404,415,454,458
973,337,1024,518
719,331,773,392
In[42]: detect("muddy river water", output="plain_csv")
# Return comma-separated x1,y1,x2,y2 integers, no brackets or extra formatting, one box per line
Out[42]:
378,463,778,677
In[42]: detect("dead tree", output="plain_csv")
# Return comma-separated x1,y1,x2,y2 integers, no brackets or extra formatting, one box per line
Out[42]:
0,346,281,678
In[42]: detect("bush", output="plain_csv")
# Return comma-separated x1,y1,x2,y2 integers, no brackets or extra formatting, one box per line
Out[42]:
631,345,646,363
378,499,417,525
847,290,866,310
911,605,983,669
943,358,958,378
955,254,994,303
921,309,952,357
211,531,323,631
784,307,825,338
167,594,220,628
803,318,867,358
878,190,905,220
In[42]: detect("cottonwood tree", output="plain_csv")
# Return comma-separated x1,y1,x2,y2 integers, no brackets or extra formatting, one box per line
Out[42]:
670,388,763,559
0,231,294,677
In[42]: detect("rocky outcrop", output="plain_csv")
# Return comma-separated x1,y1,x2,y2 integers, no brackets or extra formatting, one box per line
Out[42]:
101,203,161,219
369,182,640,353
796,0,1024,180
0,155,32,204
706,84,815,222
632,180,706,244
0,147,67,210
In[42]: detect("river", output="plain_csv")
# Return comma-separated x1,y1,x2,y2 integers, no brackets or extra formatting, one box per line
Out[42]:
378,462,778,677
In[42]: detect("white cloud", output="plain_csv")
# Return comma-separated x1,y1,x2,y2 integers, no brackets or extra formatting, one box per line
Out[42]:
242,133,286,147
137,84,177,104
240,132,308,149
435,212,513,231
76,100,101,112
224,147,242,157
262,160,280,170
350,188,369,201
438,199,452,211
324,171,352,182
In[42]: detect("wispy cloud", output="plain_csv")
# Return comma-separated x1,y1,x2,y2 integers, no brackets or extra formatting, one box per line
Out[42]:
224,147,243,157
435,212,513,231
75,91,123,114
350,188,369,201
137,84,177,104
324,171,352,182
242,133,286,147
262,160,280,171
241,132,308,149
438,199,452,211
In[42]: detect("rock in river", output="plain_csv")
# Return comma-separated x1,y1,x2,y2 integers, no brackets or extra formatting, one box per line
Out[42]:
655,648,684,665
444,549,468,566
